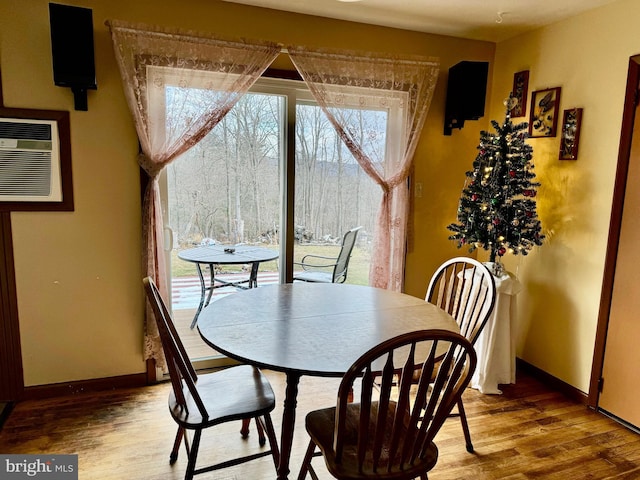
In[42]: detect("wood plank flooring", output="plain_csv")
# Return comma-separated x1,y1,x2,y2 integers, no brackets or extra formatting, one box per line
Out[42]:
174,308,220,360
172,274,278,360
1,370,639,479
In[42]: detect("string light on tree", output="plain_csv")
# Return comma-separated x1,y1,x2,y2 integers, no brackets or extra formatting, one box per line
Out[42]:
447,94,545,272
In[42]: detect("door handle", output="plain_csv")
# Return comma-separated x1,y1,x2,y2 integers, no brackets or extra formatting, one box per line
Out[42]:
164,226,174,252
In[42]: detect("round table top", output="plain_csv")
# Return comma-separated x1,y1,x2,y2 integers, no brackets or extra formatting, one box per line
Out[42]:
197,283,459,377
178,245,278,265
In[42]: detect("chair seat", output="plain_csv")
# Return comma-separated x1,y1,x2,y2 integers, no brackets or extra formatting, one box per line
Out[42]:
293,271,333,283
169,364,276,429
305,402,438,480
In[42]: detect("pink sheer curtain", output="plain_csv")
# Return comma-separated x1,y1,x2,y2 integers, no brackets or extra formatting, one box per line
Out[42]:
288,47,439,291
108,20,280,363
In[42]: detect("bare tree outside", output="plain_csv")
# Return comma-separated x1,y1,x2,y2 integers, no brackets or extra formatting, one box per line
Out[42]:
168,91,282,244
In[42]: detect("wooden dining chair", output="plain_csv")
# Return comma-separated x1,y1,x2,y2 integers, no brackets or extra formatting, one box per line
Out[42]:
425,257,496,453
297,329,477,480
293,226,362,283
142,277,279,480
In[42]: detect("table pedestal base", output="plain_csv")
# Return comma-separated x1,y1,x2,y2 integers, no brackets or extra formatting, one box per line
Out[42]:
277,372,300,480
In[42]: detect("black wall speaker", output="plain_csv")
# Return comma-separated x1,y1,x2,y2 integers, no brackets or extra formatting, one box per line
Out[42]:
443,61,489,135
49,3,97,111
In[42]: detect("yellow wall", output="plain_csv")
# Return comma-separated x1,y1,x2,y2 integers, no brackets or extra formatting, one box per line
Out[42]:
0,0,493,386
489,0,638,392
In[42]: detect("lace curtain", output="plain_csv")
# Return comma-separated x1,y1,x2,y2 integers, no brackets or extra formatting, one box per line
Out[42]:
107,20,281,364
287,47,439,291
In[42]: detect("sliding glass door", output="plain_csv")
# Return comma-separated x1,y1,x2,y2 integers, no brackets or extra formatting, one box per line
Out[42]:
159,77,382,365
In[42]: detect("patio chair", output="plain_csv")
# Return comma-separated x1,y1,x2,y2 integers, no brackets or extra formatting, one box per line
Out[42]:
425,257,496,453
293,226,362,284
143,277,279,480
297,329,477,480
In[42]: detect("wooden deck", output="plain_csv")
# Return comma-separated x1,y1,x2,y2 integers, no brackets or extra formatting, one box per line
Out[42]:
172,271,280,360
174,308,217,359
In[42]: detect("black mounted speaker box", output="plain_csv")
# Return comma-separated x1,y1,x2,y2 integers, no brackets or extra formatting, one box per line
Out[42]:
49,3,97,111
444,61,489,135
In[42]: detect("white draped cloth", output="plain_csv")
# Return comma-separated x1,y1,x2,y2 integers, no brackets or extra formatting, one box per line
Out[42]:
471,270,522,394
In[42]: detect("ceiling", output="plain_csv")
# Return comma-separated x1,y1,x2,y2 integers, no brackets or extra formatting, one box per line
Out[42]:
221,0,618,42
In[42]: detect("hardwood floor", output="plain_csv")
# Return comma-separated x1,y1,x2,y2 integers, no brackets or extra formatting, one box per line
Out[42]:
1,370,639,479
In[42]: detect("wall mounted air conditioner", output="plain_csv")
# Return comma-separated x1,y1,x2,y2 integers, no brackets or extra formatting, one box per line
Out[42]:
0,117,62,202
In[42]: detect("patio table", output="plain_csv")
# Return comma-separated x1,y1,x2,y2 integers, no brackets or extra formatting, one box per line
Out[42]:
178,244,278,328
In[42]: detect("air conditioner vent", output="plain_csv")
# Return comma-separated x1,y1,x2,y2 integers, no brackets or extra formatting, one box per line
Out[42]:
0,121,52,141
0,118,61,202
0,150,52,196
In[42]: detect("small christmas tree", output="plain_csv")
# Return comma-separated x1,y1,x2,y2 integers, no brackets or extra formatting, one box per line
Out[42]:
447,96,545,269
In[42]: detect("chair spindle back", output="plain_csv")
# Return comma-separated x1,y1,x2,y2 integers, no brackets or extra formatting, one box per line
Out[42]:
333,330,476,475
426,257,496,345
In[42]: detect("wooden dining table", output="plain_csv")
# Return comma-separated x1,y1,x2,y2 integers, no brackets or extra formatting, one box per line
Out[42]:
197,282,459,480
